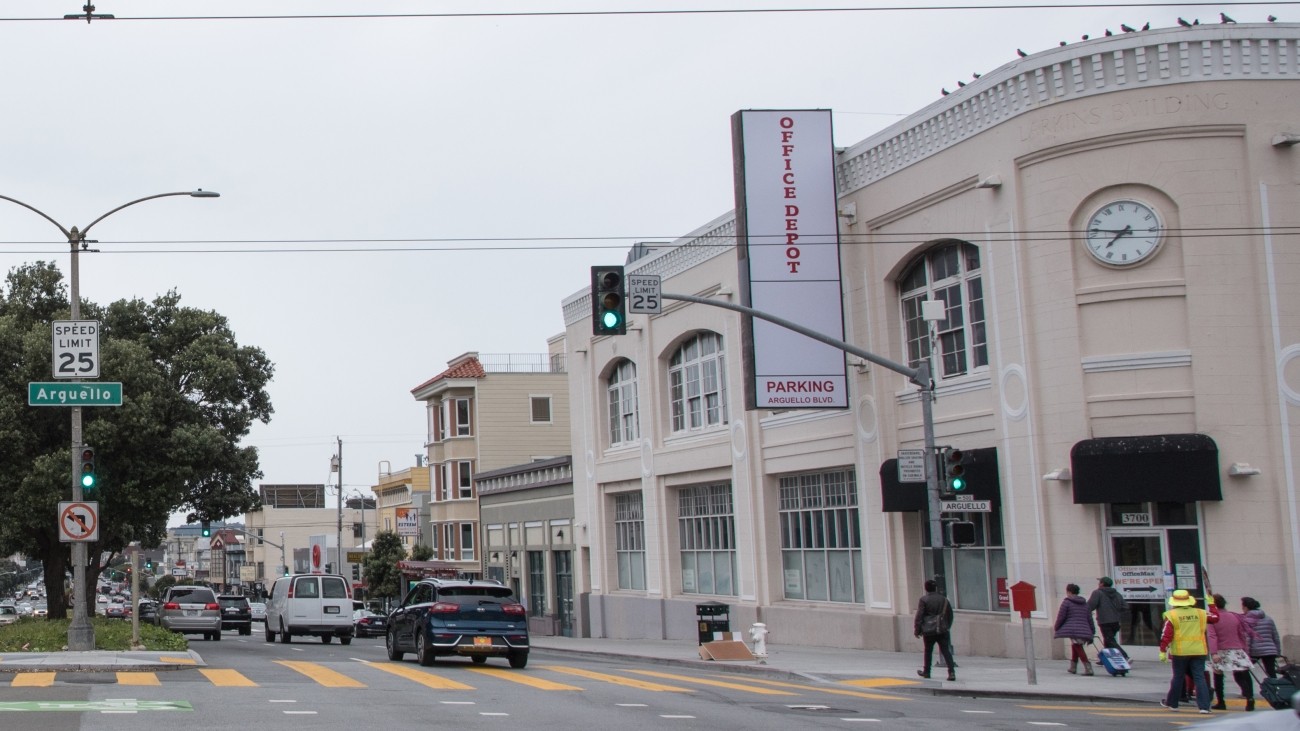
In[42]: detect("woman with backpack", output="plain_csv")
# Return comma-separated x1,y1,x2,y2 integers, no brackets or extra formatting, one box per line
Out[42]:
1054,583,1096,676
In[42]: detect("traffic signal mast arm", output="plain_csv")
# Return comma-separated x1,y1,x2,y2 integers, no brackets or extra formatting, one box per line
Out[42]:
658,291,946,548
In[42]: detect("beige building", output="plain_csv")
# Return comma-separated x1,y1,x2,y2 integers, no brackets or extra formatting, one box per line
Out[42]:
561,23,1300,658
411,345,572,577
243,484,364,590
372,465,431,552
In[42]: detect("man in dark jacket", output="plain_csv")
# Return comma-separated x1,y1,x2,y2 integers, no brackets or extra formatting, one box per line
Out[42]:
1087,576,1129,659
914,579,956,681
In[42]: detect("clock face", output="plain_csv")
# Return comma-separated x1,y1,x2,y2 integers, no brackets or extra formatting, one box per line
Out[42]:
1084,199,1164,267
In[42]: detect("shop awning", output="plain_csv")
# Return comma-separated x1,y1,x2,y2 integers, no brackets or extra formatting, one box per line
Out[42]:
880,447,1000,512
1070,434,1221,504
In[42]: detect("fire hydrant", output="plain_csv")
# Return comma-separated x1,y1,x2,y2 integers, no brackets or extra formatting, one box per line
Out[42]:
749,622,769,663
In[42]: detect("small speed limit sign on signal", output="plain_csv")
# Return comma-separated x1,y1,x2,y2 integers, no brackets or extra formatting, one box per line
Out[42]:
52,320,100,379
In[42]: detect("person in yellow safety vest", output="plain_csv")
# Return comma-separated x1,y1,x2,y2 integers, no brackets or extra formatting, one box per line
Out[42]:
1158,588,1220,714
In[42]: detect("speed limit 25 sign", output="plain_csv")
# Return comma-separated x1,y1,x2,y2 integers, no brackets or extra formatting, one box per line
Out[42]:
52,320,100,379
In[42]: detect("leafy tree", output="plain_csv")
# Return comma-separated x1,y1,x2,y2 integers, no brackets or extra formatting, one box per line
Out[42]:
409,543,433,561
0,262,274,619
362,531,407,606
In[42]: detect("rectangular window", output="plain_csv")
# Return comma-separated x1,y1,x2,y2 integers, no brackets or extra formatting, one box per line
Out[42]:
443,524,456,560
528,551,546,617
460,523,475,562
530,396,552,424
456,398,472,436
438,401,449,442
678,484,736,596
614,492,646,591
778,469,862,604
440,464,453,502
458,461,473,499
922,506,1006,612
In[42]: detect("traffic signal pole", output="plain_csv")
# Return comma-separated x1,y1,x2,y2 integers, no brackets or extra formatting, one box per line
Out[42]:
659,292,946,550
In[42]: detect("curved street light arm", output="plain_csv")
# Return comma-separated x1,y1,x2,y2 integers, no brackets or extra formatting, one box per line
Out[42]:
80,190,219,241
0,194,74,242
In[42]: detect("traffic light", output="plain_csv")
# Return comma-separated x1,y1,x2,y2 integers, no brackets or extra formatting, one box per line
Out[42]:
79,447,96,491
282,565,290,577
944,448,968,492
947,521,977,546
201,520,211,537
352,564,361,581
145,558,153,571
590,265,627,335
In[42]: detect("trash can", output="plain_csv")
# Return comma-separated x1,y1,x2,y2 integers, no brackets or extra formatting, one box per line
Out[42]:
696,601,730,645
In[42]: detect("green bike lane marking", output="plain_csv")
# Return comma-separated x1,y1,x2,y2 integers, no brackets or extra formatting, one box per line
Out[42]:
0,699,192,712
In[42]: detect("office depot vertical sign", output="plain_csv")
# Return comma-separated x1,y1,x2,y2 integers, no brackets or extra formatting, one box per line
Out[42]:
732,110,847,409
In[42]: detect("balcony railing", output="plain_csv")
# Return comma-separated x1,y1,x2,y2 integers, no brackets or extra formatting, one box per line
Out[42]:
478,353,566,374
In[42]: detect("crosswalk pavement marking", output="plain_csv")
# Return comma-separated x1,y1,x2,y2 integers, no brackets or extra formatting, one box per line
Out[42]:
729,674,907,701
361,661,476,690
466,666,581,691
199,669,257,687
626,669,798,695
274,660,365,688
116,672,160,686
840,678,920,688
541,665,694,692
12,672,54,687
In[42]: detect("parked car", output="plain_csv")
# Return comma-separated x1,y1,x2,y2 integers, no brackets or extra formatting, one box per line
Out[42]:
136,599,159,624
353,609,387,638
385,578,529,668
264,574,353,645
0,605,19,626
217,595,253,635
159,585,222,641
249,602,266,622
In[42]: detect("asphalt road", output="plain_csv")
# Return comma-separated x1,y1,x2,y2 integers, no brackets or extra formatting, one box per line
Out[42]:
0,626,1229,730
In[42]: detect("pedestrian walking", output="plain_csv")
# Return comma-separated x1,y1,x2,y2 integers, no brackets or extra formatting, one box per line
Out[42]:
914,579,956,681
1055,583,1096,676
1207,594,1257,711
1087,576,1129,660
1240,596,1282,678
1159,589,1220,714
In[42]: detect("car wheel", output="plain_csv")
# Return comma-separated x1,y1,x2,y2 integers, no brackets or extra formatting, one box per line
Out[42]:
340,635,351,646
213,630,222,642
508,651,528,669
265,623,275,642
416,632,436,667
240,626,250,636
322,635,332,644
471,656,487,665
279,622,291,644
385,630,404,662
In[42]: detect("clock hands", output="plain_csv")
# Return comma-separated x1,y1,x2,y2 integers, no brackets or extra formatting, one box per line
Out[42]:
1103,225,1132,248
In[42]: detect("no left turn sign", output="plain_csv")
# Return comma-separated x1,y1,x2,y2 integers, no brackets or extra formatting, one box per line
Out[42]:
58,501,99,542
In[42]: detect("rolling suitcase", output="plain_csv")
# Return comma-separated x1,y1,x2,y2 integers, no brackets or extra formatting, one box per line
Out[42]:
1091,641,1131,676
1258,657,1299,710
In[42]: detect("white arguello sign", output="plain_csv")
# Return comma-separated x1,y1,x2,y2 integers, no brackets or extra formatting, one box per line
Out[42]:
732,109,847,409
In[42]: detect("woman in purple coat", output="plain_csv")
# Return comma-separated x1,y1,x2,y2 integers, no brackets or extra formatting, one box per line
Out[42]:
1054,583,1097,676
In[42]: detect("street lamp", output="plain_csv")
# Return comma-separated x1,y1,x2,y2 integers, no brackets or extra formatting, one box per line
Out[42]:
0,189,220,651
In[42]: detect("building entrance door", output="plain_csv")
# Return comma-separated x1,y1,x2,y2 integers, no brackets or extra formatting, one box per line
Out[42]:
1108,531,1166,647
554,550,574,638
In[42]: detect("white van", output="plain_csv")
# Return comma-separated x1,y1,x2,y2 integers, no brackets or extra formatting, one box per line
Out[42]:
264,574,354,645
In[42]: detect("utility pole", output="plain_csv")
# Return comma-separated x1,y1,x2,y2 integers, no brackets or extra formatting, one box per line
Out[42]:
332,438,343,576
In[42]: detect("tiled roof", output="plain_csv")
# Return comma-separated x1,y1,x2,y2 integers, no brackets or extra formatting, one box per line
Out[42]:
410,356,486,394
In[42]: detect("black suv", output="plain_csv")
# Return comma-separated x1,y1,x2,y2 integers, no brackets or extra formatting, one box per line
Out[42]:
217,595,253,636
385,579,529,668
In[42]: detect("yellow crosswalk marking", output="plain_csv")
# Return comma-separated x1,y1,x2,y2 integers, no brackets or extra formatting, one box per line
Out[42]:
627,669,797,695
274,660,366,688
841,677,920,688
467,666,581,690
362,661,476,690
541,665,694,692
11,672,54,687
200,668,258,687
160,655,199,665
733,675,907,701
116,672,160,686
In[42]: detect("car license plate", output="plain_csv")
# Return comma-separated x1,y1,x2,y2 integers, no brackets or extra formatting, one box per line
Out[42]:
473,636,492,647
325,606,339,614
185,610,198,617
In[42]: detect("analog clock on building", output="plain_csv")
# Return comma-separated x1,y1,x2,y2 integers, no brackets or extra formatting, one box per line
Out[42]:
1084,199,1165,266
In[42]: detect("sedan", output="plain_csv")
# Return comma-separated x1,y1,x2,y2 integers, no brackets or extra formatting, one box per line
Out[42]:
249,602,267,622
353,609,387,638
104,602,127,619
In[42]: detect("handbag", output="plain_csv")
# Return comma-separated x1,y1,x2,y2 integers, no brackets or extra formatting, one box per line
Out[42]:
921,613,943,636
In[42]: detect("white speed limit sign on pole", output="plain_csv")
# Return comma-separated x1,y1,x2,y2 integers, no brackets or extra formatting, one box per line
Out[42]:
52,320,101,379
627,274,662,314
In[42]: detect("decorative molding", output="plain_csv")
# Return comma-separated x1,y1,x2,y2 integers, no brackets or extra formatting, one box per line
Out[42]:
1081,350,1192,373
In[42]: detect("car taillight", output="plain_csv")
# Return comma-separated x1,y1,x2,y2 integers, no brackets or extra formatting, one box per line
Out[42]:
427,602,459,615
205,603,219,610
503,603,526,616
163,602,179,610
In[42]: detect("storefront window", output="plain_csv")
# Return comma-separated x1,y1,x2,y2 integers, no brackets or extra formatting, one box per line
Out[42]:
922,507,1006,612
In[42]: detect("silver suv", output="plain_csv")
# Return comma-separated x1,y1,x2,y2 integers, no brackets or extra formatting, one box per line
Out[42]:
160,585,223,641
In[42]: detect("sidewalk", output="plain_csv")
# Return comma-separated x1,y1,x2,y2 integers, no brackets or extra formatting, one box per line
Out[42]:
0,637,1190,708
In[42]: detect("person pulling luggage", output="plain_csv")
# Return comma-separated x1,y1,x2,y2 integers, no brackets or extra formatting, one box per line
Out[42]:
1087,576,1129,661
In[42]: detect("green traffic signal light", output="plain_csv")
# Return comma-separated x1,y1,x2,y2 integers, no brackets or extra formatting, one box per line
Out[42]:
591,265,627,335
950,475,967,491
601,309,622,330
201,521,211,537
79,447,96,489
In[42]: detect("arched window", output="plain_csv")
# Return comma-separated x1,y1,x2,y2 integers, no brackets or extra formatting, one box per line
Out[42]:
607,359,638,447
669,332,728,433
900,241,987,379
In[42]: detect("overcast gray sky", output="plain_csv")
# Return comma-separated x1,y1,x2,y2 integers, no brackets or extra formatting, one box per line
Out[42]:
0,1,1248,521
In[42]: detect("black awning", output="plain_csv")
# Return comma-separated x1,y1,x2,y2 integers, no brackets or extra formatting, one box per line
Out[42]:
880,447,1000,512
1070,434,1221,504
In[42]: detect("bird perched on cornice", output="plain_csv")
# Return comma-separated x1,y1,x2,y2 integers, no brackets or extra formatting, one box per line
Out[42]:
1142,22,1150,30
1059,40,1067,46
957,80,967,88
941,88,950,96
1121,23,1137,32
1220,12,1235,23
1105,29,1113,36
1017,48,1028,57
1082,34,1090,40
972,72,981,79
1268,14,1277,21
1178,17,1193,27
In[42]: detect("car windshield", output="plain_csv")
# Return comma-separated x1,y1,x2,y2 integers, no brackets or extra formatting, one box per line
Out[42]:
169,588,215,604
